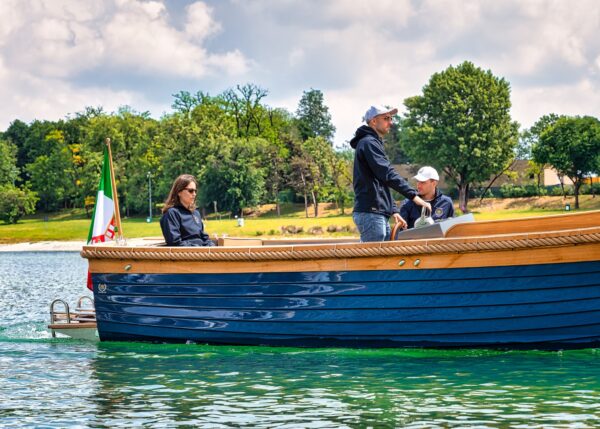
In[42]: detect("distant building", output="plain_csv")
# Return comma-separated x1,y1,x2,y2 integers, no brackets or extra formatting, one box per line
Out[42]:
393,161,595,192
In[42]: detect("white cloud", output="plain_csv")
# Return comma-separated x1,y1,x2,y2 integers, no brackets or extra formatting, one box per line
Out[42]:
103,0,247,78
243,0,600,144
512,79,600,129
0,0,249,128
0,57,138,127
185,1,221,41
2,0,600,145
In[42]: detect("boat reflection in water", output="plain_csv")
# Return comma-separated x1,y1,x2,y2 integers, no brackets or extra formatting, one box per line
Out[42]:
81,211,600,349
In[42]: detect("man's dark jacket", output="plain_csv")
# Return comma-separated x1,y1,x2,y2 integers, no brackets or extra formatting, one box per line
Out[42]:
160,205,215,246
350,125,417,217
400,189,455,229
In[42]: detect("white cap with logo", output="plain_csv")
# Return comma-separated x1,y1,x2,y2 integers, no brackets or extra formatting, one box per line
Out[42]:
414,166,440,182
363,105,398,123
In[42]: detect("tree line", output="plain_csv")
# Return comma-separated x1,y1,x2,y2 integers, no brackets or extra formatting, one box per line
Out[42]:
0,86,350,223
1,61,599,224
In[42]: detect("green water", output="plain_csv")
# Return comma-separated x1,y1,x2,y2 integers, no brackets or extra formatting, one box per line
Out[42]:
1,253,599,428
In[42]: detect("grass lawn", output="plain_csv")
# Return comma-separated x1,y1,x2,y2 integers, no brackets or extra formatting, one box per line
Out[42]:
1,195,598,244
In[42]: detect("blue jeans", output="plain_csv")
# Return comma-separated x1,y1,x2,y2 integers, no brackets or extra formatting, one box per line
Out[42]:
353,212,390,242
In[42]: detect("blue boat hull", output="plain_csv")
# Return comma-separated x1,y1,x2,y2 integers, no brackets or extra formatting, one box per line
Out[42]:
92,260,600,349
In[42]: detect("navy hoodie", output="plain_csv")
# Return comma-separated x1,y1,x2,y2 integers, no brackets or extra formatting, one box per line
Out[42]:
350,125,417,217
160,205,215,247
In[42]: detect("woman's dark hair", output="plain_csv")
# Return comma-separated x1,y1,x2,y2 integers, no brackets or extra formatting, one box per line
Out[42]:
162,174,197,213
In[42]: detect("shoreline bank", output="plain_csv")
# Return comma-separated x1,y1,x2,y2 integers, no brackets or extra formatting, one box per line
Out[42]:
0,238,163,252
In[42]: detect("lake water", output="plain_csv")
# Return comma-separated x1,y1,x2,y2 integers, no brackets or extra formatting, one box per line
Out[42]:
1,252,600,428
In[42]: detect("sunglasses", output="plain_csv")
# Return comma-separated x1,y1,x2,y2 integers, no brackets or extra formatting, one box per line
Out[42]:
184,188,197,194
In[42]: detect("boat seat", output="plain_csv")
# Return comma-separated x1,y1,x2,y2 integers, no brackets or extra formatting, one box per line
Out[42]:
395,214,475,240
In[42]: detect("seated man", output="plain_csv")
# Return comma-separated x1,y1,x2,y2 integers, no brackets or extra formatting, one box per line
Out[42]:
400,166,454,229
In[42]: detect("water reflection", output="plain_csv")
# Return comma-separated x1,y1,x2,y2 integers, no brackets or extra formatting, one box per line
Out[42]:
86,343,600,428
1,252,600,428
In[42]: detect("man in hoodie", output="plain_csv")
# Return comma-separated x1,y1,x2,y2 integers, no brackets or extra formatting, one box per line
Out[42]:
400,166,455,229
350,105,431,242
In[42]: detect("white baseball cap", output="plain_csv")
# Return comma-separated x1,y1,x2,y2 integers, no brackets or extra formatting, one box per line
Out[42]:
363,105,398,123
414,166,439,182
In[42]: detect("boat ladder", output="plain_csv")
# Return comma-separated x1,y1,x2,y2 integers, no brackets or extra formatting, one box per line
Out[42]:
49,296,97,339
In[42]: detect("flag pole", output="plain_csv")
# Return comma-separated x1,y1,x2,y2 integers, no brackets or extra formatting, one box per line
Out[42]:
105,138,124,242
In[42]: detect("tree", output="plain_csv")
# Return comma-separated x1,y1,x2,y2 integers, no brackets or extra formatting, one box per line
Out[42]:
295,89,336,142
0,184,38,224
198,138,267,216
288,137,334,217
533,116,600,209
26,130,75,211
222,83,269,138
521,114,563,192
2,119,30,181
403,61,519,212
0,139,19,185
329,150,353,214
386,117,412,164
171,90,209,116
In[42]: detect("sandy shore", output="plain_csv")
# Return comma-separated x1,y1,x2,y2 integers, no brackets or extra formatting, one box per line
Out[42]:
0,238,164,252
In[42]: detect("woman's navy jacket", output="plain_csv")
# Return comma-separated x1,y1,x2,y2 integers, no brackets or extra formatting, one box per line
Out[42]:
160,205,215,246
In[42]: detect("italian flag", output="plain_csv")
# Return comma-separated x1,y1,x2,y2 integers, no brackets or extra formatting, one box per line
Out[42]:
87,147,117,244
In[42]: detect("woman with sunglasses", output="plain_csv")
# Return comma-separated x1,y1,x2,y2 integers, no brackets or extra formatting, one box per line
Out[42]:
160,174,215,247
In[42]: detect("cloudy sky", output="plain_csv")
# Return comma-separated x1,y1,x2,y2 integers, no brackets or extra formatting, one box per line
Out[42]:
1,0,599,147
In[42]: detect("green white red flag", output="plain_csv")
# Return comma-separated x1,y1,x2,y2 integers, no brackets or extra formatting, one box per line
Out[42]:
87,147,117,244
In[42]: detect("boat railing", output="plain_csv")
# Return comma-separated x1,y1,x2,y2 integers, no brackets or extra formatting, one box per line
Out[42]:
49,296,96,335
50,299,71,324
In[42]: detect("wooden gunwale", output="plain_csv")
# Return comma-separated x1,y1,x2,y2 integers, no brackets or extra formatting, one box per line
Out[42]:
83,224,600,274
445,210,600,237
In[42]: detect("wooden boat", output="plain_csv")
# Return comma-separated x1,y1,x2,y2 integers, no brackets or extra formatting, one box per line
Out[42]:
81,210,600,349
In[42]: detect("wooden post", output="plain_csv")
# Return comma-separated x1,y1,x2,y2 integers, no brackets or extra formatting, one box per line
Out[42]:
105,138,124,242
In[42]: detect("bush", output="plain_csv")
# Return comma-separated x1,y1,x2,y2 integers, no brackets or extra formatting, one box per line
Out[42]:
549,185,574,196
581,183,600,195
277,189,296,203
0,185,38,224
498,183,547,198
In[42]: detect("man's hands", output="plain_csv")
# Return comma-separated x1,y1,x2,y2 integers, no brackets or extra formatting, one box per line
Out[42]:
392,213,408,230
412,195,432,214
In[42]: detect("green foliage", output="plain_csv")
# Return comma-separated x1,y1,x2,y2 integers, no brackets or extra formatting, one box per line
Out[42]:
198,138,267,216
222,83,270,139
549,185,574,196
581,183,600,195
498,184,548,198
520,114,562,160
3,119,29,174
0,184,38,224
171,90,209,115
0,139,19,185
533,116,600,208
295,89,336,142
288,136,345,217
403,61,519,212
25,130,75,211
385,117,412,164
